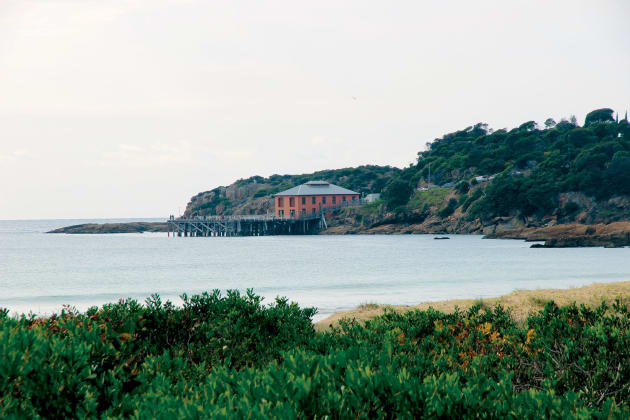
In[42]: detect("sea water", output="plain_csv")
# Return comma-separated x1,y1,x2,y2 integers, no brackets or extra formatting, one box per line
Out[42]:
0,219,628,321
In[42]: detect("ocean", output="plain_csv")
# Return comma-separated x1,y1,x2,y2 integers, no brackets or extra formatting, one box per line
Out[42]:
1,219,628,321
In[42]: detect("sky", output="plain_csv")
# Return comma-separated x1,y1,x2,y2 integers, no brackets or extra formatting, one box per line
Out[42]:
1,0,629,219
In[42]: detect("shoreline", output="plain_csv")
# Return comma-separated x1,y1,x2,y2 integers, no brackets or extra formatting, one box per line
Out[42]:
315,281,630,330
46,220,630,248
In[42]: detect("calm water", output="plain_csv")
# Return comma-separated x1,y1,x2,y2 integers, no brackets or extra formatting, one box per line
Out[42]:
1,219,628,321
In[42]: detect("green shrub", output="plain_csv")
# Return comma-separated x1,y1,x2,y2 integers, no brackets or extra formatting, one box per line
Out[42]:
461,188,484,212
455,181,470,194
0,292,628,418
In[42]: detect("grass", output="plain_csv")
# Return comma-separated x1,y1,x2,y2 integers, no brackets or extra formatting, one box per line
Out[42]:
357,302,380,310
407,188,450,209
472,297,489,310
315,281,630,331
528,295,550,308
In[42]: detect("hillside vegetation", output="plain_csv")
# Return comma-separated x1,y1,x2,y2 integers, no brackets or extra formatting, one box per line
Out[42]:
1,291,629,417
389,108,630,220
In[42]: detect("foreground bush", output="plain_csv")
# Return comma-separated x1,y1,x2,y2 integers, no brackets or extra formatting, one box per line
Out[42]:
0,291,628,418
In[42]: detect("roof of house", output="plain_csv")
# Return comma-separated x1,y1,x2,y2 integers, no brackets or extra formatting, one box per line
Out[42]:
275,181,359,196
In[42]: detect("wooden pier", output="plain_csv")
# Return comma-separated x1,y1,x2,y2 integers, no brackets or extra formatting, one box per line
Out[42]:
167,214,326,237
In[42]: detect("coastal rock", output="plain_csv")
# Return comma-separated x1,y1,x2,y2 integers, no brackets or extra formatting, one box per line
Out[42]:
486,222,630,248
48,222,169,234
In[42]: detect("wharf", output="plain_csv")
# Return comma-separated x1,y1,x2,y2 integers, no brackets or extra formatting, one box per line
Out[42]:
167,214,326,237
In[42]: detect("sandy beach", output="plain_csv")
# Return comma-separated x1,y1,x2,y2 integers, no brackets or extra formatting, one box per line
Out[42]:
315,281,630,330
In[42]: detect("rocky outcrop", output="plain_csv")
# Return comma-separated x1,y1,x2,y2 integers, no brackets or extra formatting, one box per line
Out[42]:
486,222,630,248
48,222,169,234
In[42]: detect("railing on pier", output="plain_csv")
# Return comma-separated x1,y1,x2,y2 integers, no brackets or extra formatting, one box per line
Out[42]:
176,213,321,222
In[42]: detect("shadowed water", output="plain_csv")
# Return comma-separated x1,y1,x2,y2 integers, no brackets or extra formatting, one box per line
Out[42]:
1,219,628,321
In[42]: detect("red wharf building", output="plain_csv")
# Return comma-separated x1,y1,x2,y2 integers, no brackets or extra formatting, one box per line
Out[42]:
274,181,360,218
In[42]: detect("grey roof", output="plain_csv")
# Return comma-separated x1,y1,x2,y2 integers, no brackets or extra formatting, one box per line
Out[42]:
275,181,359,196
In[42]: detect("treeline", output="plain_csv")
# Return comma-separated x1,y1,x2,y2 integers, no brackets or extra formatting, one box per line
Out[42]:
1,291,629,417
384,108,630,218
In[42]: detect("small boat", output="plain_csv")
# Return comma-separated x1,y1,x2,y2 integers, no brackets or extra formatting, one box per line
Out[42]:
434,236,450,240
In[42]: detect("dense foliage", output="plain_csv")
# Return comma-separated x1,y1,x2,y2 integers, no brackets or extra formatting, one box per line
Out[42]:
390,108,630,217
186,165,399,216
2,291,629,418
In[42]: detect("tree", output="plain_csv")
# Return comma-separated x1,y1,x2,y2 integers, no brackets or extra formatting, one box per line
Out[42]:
584,108,614,126
603,156,630,196
519,121,537,131
382,179,414,209
544,118,556,129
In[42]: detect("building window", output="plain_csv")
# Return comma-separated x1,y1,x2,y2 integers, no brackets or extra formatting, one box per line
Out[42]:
289,197,295,207
352,196,356,201
301,197,306,205
312,197,316,204
322,196,326,204
290,209,295,217
332,196,336,204
279,210,284,217
278,197,284,206
301,209,306,216
312,208,316,214
342,196,346,202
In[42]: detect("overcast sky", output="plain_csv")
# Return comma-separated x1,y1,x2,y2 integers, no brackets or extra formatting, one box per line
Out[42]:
1,0,629,219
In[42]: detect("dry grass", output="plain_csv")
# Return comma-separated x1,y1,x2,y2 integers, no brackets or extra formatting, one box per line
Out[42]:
314,281,630,331
357,302,380,310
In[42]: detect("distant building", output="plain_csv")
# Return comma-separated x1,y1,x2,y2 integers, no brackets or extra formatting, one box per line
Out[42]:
274,181,360,218
364,193,381,203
